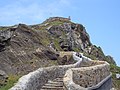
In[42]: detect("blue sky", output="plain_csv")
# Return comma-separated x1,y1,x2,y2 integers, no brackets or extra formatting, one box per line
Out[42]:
0,0,120,66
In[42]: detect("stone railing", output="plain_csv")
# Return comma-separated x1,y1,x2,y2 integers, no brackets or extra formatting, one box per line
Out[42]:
63,58,112,90
9,53,82,90
10,52,111,90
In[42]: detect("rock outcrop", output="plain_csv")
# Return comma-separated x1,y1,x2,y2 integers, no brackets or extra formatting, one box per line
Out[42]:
0,70,8,87
0,17,116,75
0,24,59,75
0,17,118,89
47,23,91,51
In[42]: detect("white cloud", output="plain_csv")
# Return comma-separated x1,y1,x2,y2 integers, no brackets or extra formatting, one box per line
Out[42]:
0,0,72,26
59,0,71,6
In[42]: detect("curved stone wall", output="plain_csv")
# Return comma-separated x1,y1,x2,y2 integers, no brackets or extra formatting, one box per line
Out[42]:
9,55,82,90
10,52,111,90
63,61,112,90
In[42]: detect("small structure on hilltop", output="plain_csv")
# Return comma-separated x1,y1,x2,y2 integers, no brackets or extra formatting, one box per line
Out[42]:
68,16,71,20
43,17,71,23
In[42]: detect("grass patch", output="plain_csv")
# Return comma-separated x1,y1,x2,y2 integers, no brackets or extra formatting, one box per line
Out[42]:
44,60,58,67
35,20,73,31
53,39,63,51
0,75,21,90
50,21,64,26
38,31,51,46
0,27,8,30
49,60,58,66
73,47,80,52
34,21,64,31
110,64,120,89
83,52,97,60
41,37,50,46
110,64,120,73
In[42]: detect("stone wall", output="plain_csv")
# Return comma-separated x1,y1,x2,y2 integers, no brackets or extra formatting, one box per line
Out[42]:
73,64,110,87
9,56,82,90
10,52,111,90
63,61,112,90
43,17,70,23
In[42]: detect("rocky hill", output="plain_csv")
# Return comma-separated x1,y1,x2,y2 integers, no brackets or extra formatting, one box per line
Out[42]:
0,17,119,89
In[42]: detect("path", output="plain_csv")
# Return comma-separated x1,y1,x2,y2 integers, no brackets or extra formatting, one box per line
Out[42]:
41,77,64,90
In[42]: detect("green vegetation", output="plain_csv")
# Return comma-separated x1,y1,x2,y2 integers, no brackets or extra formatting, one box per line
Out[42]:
41,37,50,46
0,75,20,90
34,19,73,31
45,60,58,67
36,21,64,31
105,56,116,65
73,47,80,52
110,64,120,89
0,27,9,30
110,64,120,73
61,31,66,39
0,28,4,30
39,31,51,46
83,52,97,60
53,39,63,51
50,21,64,26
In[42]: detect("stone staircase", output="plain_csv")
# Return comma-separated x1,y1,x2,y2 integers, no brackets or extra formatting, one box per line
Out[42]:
10,52,112,90
40,77,65,90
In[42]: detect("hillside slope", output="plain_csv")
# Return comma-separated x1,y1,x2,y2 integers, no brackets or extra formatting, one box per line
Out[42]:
0,17,119,89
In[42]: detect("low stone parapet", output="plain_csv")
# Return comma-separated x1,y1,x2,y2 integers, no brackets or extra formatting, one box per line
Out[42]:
9,52,112,90
9,57,82,90
63,61,112,90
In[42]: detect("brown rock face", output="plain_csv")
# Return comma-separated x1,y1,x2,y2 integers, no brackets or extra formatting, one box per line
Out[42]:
0,17,116,76
0,24,58,75
0,70,8,87
47,23,91,51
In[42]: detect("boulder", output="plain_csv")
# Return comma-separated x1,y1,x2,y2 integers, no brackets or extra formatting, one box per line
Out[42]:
0,29,14,51
43,50,59,60
57,55,76,65
47,22,91,51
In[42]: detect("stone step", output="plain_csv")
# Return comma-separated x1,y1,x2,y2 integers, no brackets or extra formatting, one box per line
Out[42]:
45,83,63,87
47,80,63,84
41,86,64,90
40,77,64,90
53,78,63,82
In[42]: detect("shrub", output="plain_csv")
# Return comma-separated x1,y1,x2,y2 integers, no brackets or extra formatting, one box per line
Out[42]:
0,75,20,90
